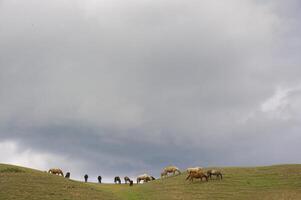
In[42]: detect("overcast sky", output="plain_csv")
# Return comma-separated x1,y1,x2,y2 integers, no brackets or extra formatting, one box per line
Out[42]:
1,0,301,183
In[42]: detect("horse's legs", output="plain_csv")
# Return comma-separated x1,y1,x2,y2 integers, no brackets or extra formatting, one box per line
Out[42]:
218,173,222,180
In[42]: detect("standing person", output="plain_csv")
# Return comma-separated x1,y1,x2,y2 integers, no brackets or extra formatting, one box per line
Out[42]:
98,176,102,183
84,174,88,182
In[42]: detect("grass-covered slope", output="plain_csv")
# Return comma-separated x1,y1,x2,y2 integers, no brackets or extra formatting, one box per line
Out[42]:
1,163,301,200
0,164,117,200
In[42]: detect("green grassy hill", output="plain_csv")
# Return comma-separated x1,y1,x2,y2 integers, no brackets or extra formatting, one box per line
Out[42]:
1,163,301,200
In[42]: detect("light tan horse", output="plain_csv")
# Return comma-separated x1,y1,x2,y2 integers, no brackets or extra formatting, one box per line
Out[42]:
186,167,203,174
137,174,155,183
161,171,168,178
162,166,181,177
48,168,64,176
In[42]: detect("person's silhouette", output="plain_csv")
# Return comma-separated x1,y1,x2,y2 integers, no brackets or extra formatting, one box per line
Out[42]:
84,174,88,182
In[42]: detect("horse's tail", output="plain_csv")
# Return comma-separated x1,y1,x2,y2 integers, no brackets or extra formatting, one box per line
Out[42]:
176,169,181,174
220,173,223,180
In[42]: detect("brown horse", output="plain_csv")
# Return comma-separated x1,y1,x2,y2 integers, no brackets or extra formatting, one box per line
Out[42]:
207,169,223,180
48,168,64,176
186,171,208,182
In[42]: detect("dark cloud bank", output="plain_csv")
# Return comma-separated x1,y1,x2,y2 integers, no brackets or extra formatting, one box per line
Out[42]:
1,0,301,182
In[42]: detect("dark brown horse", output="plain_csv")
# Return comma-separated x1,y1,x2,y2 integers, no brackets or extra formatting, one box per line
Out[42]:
65,172,70,178
114,176,121,184
124,176,131,184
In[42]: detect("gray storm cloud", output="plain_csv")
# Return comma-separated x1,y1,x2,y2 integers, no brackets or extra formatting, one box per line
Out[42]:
0,0,301,182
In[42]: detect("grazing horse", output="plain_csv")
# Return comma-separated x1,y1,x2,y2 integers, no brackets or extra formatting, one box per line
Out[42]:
84,174,88,182
129,180,133,186
186,167,203,174
48,168,64,176
124,176,131,184
114,176,121,184
186,171,208,182
161,171,168,178
65,172,70,178
137,174,155,184
162,166,181,177
207,169,223,180
98,176,102,183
